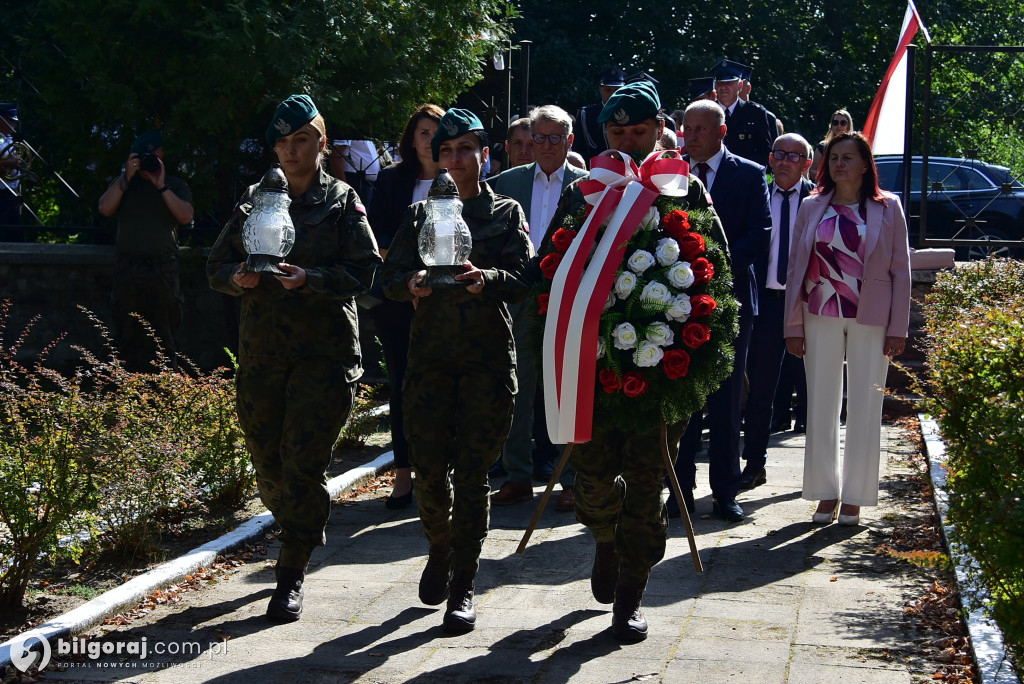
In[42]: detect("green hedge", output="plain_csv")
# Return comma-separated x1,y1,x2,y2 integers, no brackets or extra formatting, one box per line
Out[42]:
924,258,1024,662
0,302,254,608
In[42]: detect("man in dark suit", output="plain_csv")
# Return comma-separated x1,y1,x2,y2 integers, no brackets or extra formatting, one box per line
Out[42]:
490,105,588,511
712,59,778,167
739,133,815,490
672,99,771,522
572,67,626,165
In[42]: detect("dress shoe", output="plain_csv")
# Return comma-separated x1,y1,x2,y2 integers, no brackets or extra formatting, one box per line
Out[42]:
555,486,575,512
793,421,806,434
384,489,413,510
266,566,304,622
812,499,840,525
769,416,791,433
419,544,453,605
738,466,767,490
490,481,534,505
443,570,476,634
591,541,618,604
611,585,648,642
665,488,695,518
837,504,861,526
712,497,745,523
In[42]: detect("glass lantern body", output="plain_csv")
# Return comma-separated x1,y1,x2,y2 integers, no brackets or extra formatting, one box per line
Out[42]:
241,168,295,274
418,195,472,267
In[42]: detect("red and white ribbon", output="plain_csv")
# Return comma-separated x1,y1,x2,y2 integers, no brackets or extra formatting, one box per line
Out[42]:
542,150,691,444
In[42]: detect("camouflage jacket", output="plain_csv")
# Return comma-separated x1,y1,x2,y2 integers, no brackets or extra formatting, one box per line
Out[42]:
381,184,531,381
207,169,381,375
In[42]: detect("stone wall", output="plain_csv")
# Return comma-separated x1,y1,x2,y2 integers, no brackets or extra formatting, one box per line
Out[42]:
0,242,239,370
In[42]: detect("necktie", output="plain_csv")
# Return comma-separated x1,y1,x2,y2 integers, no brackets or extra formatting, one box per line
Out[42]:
697,162,711,189
777,188,795,285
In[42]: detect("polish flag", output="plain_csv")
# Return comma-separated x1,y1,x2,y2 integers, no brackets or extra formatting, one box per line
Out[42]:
863,1,928,155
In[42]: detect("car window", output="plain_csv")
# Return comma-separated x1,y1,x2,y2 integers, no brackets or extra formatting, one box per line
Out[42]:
911,162,964,191
875,161,902,192
958,167,995,190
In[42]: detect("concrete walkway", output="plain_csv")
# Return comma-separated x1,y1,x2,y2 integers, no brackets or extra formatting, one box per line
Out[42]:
39,426,925,683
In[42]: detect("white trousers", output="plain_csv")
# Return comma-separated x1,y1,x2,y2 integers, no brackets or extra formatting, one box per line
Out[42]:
801,309,890,506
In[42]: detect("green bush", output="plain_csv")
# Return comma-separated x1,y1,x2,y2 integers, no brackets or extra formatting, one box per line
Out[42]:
924,258,1024,661
0,302,255,605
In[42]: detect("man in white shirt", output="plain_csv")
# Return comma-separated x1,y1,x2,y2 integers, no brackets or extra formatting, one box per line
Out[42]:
330,138,382,205
739,133,814,489
489,105,588,511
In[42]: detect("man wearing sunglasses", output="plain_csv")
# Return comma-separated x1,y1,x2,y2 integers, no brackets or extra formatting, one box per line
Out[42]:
739,134,815,491
489,105,588,512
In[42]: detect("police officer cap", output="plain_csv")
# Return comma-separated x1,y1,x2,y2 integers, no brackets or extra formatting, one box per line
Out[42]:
131,130,163,155
597,81,661,126
266,94,319,146
712,59,750,82
689,77,716,100
431,108,485,162
599,68,627,87
625,72,659,85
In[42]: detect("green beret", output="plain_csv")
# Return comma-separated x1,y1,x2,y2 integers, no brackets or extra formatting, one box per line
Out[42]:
130,130,163,155
598,81,662,126
266,94,318,146
431,108,484,162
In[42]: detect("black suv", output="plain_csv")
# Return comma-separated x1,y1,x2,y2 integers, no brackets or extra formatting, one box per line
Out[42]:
874,156,1024,259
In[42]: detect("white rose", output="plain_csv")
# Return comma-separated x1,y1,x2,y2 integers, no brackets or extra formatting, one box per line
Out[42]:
613,271,637,299
646,322,675,347
634,341,665,368
667,261,695,289
655,238,680,266
642,206,661,231
627,250,656,274
666,294,692,322
596,338,606,360
640,280,672,305
612,322,638,350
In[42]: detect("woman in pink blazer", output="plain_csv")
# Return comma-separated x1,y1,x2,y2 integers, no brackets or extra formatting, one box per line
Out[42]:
783,132,911,526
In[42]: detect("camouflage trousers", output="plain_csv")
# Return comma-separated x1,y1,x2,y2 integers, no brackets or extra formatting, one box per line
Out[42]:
236,356,357,570
404,362,515,572
111,254,183,371
571,418,688,588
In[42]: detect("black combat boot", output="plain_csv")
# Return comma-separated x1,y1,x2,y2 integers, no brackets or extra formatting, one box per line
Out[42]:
591,542,618,604
443,569,476,634
419,544,453,605
611,585,648,642
266,566,304,623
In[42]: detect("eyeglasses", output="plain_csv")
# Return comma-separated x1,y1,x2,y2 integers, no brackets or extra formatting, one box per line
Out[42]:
831,119,850,127
532,133,567,145
771,150,808,163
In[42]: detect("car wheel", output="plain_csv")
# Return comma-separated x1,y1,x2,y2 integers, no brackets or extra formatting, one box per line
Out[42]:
959,226,1019,261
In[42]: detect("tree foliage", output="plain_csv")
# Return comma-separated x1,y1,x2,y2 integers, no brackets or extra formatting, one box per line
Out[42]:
1,0,513,226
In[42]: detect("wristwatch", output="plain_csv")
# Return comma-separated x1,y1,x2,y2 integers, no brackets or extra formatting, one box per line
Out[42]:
159,186,171,193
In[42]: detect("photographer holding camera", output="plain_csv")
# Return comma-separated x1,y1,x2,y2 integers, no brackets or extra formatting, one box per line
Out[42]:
99,130,194,370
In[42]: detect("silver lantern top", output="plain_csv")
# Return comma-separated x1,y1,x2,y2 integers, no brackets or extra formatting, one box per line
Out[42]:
241,164,296,274
418,168,472,267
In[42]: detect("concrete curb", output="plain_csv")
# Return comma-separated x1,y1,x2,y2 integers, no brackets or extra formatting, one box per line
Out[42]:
920,416,1020,684
0,451,395,673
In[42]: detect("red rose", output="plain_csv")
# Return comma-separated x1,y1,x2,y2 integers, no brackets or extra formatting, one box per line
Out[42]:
691,257,714,284
551,228,578,253
539,252,562,279
599,368,621,394
681,322,711,349
677,232,706,261
537,293,550,314
662,349,692,379
663,210,691,240
621,371,649,398
689,294,717,318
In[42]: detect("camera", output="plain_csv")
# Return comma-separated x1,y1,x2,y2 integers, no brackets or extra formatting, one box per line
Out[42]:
138,153,161,174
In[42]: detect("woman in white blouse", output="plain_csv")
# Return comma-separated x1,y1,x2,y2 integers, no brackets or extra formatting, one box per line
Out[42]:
782,132,911,526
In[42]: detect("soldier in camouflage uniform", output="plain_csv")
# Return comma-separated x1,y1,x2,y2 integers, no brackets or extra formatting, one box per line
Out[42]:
207,95,381,623
536,82,730,642
381,109,531,635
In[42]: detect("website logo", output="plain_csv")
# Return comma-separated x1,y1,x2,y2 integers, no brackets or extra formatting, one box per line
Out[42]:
10,629,52,672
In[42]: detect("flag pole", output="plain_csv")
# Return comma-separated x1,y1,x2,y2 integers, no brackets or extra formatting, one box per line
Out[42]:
901,44,916,208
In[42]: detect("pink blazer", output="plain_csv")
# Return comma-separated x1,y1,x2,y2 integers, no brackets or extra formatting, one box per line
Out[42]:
783,189,911,339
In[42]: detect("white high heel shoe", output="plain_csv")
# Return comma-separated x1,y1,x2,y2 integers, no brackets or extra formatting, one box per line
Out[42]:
812,500,840,525
837,505,860,526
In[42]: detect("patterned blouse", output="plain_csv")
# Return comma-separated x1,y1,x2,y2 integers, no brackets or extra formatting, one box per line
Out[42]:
804,203,867,318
